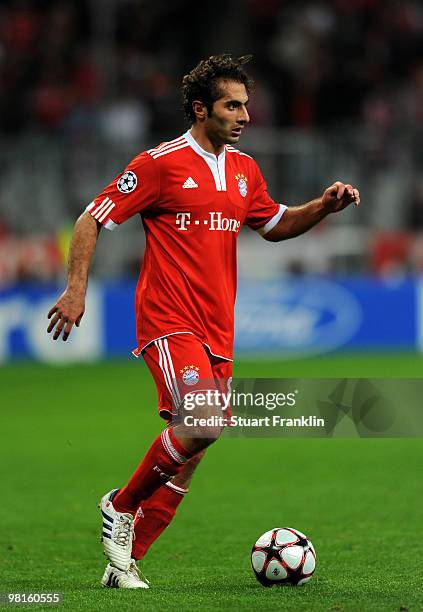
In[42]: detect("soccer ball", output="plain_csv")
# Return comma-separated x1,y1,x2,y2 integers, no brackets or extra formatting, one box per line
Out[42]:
251,527,316,586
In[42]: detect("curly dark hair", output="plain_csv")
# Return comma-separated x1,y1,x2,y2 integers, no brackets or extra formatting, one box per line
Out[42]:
181,54,253,123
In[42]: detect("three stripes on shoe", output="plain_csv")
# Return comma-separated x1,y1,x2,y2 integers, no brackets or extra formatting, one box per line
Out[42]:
106,571,120,588
101,509,113,540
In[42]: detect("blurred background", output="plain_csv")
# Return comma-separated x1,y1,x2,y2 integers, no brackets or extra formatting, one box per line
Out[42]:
0,0,422,362
2,4,423,605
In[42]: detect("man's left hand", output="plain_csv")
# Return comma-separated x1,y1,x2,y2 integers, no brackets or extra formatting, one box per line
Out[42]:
322,181,360,213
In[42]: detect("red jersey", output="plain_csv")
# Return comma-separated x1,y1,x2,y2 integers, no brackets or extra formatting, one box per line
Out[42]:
86,131,286,360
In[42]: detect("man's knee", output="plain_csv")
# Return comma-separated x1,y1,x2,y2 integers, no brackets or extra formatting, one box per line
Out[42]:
175,387,228,453
185,425,223,453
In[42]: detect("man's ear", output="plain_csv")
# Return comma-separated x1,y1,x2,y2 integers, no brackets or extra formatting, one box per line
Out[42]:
192,100,208,121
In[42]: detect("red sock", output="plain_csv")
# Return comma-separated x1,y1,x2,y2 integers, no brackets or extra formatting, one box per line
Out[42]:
113,428,193,514
131,481,187,560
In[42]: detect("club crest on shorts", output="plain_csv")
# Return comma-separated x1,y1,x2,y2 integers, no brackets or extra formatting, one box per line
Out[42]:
235,173,248,197
180,365,200,386
117,171,137,193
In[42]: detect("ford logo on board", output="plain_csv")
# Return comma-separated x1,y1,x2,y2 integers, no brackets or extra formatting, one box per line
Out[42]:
235,278,362,356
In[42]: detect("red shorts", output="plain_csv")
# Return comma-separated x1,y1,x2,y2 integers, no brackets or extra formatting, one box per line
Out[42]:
142,333,233,421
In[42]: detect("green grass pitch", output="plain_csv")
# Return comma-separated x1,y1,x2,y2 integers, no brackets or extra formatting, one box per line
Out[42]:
1,353,422,611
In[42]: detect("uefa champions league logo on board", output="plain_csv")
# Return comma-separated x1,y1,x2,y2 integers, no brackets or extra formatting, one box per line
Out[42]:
117,171,137,193
235,173,248,197
180,365,200,386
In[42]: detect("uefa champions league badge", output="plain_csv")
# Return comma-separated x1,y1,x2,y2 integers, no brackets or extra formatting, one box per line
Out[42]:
235,173,248,197
180,365,200,386
117,170,137,193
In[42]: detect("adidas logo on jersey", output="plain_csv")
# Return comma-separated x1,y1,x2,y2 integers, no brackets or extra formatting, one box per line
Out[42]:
182,177,198,189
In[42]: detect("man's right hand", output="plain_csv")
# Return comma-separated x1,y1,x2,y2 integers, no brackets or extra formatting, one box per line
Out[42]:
47,288,85,341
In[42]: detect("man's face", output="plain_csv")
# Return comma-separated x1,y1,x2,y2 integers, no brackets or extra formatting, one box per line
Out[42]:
205,80,250,146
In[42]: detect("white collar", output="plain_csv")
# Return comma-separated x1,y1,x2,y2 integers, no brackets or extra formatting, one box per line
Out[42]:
183,130,226,191
184,130,225,162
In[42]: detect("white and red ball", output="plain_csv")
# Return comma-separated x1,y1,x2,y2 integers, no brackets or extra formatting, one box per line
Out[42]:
251,527,316,587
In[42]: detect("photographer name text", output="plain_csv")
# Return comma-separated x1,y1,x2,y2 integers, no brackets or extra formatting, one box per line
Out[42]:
183,415,325,428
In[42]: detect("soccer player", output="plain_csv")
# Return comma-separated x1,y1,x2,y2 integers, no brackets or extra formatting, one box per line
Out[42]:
47,55,360,589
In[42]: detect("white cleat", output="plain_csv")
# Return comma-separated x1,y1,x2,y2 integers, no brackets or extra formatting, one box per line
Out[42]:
99,489,134,571
101,560,149,589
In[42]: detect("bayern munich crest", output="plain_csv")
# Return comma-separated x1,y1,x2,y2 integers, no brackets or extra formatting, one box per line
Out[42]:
180,364,200,386
235,173,248,197
117,170,137,193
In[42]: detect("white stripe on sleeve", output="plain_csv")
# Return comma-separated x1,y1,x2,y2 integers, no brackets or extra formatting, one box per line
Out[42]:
257,204,288,236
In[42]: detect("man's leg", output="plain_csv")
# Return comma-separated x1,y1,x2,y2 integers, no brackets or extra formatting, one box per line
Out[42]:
111,427,199,513
102,335,223,574
112,335,224,515
130,353,232,560
131,450,205,560
100,422,212,573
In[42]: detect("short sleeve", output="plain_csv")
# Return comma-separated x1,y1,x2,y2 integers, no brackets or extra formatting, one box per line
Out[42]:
245,161,287,235
86,152,159,230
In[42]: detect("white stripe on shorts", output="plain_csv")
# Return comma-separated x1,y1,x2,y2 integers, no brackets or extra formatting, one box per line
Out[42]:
162,338,181,405
155,339,180,409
